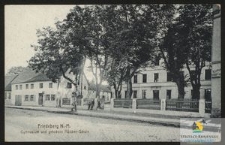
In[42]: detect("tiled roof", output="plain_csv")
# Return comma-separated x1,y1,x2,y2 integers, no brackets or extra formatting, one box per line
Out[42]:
88,82,111,92
23,73,51,83
101,85,111,92
11,67,51,84
5,75,18,91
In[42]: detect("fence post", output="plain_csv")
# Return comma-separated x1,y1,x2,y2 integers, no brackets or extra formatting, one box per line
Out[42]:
94,98,98,110
110,98,114,111
161,99,166,111
132,99,137,113
81,98,84,109
199,99,205,117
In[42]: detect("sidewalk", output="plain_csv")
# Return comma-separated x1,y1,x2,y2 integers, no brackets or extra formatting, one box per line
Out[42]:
5,105,220,131
6,105,181,127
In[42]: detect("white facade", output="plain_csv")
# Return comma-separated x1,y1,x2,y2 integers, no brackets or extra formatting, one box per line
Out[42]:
11,81,58,106
112,61,211,100
11,70,89,107
58,71,89,107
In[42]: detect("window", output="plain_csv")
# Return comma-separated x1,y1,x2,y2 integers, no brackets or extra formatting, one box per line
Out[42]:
166,90,171,99
125,91,127,98
154,73,159,82
51,95,56,101
16,85,18,90
153,90,159,100
39,83,43,88
25,95,29,101
45,95,50,101
67,82,72,88
205,69,211,80
134,75,137,83
26,84,29,89
20,85,22,90
31,84,34,89
62,98,70,105
49,83,53,88
167,72,172,82
133,90,137,98
5,93,7,99
143,74,147,83
142,90,146,99
30,95,34,101
205,89,211,101
84,86,86,90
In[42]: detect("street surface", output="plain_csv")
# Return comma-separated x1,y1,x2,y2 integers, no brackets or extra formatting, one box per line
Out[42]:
5,108,180,142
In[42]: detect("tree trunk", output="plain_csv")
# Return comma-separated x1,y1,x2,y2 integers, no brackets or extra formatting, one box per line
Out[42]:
192,85,200,100
175,78,185,99
96,84,100,98
126,78,132,99
113,83,118,99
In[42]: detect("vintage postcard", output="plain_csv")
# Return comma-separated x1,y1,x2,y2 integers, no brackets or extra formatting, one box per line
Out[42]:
4,4,222,142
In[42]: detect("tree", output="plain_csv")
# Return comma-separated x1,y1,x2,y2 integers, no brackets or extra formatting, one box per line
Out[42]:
102,5,165,99
105,57,127,99
84,5,111,99
159,4,212,99
6,66,27,75
28,6,90,94
179,4,212,100
63,5,111,99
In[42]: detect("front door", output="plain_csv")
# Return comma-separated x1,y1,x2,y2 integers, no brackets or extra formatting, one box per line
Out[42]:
15,95,22,106
38,93,43,105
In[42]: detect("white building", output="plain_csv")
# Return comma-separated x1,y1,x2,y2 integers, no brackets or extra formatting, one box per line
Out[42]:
87,82,111,102
10,68,89,107
112,59,211,100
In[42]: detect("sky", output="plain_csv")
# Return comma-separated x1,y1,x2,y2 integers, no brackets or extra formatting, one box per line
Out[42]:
5,5,96,82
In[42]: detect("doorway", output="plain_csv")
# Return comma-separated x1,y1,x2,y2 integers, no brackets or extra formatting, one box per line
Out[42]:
38,93,43,105
15,95,22,106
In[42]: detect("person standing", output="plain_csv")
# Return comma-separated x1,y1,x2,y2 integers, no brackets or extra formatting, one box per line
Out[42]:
71,92,77,112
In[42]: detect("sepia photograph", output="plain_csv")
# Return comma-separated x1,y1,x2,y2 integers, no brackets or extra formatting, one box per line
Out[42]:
4,4,221,142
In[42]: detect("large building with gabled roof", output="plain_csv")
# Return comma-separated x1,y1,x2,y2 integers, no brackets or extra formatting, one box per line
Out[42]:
10,67,89,107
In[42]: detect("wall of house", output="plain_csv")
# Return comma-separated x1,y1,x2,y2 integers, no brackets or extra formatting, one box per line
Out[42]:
11,81,58,106
11,70,89,107
116,64,211,99
5,91,13,105
86,90,111,101
100,92,111,102
57,70,89,107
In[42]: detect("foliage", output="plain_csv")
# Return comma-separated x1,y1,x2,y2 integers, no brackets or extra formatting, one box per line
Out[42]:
7,66,27,75
29,6,90,89
159,4,212,99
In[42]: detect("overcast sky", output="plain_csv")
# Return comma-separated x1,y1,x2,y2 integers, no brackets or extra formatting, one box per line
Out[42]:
5,5,97,82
